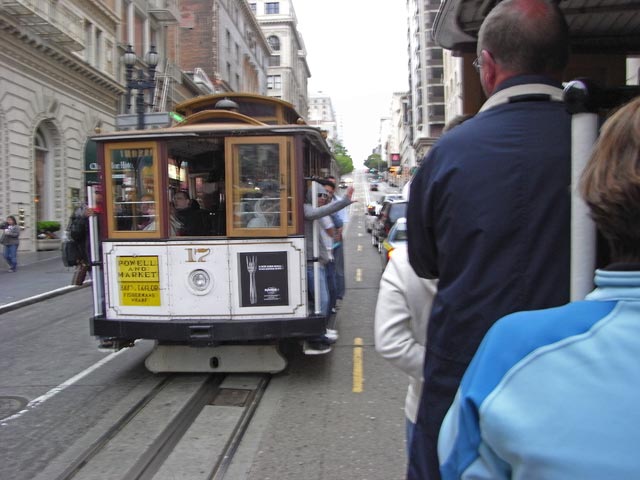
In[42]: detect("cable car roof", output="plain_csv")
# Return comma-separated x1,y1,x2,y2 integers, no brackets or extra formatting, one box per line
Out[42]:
174,93,306,125
433,0,640,54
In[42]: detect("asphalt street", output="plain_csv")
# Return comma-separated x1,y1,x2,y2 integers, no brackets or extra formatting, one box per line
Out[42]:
0,248,85,313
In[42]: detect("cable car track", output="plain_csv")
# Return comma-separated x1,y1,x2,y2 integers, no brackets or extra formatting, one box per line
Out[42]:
57,373,270,480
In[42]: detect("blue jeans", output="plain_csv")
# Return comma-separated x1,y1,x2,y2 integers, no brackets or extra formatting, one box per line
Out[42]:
406,418,415,456
307,264,329,318
4,244,17,270
325,260,337,311
334,243,345,300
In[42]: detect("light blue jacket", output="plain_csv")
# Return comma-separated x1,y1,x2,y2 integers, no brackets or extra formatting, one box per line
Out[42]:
439,268,640,480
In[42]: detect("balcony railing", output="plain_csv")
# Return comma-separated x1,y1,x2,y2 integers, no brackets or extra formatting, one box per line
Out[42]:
0,0,84,51
147,0,179,23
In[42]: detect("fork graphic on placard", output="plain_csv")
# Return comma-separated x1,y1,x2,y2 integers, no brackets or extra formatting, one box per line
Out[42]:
246,255,258,304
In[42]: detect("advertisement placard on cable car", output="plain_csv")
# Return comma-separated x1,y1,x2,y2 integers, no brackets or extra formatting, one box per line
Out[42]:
228,239,305,317
104,239,304,319
238,251,289,307
117,255,161,306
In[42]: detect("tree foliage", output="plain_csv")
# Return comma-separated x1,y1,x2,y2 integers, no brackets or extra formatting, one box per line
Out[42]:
332,140,354,175
364,153,387,171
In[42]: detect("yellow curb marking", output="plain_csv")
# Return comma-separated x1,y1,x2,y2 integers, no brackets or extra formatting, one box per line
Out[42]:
353,337,363,393
355,268,362,282
357,245,363,252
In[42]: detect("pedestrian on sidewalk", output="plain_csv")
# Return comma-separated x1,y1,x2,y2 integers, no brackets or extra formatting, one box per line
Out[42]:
67,204,90,286
2,215,20,272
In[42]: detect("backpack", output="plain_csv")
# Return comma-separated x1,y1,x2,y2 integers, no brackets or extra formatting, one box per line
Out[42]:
61,238,80,267
68,212,88,242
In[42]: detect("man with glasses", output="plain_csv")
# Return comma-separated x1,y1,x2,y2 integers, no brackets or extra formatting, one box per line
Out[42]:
303,179,354,354
406,1,571,478
325,175,349,306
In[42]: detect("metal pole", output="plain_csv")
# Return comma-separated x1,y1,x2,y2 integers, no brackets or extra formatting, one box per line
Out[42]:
312,181,321,315
87,185,104,317
136,69,145,130
564,80,640,300
570,113,598,300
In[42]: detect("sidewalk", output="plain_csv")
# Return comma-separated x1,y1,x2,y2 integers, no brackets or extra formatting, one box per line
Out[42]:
0,249,87,312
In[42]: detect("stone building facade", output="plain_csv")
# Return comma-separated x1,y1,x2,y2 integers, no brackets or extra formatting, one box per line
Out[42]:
406,0,445,165
307,92,337,146
0,0,313,253
179,0,270,95
251,0,310,116
0,1,121,252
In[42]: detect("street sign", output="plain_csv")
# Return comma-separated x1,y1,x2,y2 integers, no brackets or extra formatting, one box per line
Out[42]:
116,112,171,130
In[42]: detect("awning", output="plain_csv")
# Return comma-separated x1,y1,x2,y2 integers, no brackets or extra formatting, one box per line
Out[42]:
84,139,100,185
433,0,640,54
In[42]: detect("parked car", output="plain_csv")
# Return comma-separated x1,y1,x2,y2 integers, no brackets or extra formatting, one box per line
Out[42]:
380,193,404,203
370,182,379,191
372,200,408,251
381,217,408,265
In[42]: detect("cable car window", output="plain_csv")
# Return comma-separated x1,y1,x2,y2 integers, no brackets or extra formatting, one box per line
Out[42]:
104,142,162,238
226,137,288,237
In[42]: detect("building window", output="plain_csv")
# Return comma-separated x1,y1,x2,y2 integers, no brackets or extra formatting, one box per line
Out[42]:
267,75,281,90
34,129,51,224
249,3,256,13
267,35,280,51
265,2,279,14
269,55,280,67
95,28,103,69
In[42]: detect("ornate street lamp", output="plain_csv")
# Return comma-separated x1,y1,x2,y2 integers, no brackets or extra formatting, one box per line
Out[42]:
122,44,159,130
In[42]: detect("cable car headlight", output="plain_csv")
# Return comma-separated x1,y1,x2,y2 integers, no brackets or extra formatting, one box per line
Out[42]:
187,269,212,294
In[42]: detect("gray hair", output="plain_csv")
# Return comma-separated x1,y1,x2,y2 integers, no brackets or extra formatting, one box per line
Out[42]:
477,0,569,74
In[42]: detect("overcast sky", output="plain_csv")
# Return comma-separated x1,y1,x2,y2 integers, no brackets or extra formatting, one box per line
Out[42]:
293,2,409,167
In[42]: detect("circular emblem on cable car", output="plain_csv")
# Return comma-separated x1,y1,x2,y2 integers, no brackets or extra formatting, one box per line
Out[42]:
187,269,213,295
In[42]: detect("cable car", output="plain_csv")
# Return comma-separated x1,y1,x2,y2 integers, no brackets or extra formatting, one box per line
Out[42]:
88,94,339,373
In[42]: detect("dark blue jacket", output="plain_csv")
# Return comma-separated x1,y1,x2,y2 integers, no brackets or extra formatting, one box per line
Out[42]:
407,75,571,480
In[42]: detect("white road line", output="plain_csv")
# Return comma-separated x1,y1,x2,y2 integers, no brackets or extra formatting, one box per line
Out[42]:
1,347,131,424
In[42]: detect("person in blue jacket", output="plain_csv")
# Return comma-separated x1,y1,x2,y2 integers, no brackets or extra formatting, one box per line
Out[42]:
439,95,640,479
406,1,572,478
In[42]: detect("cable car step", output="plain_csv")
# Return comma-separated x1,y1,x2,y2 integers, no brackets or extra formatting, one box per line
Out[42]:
144,344,287,373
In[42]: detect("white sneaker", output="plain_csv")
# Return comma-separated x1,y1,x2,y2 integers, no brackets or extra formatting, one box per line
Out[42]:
325,329,339,342
303,340,332,355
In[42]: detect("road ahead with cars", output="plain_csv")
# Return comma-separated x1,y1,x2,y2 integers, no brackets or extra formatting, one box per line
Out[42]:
0,171,413,480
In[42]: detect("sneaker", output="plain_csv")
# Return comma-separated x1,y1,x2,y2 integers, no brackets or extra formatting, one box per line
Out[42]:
331,307,337,314
325,328,339,342
97,338,115,351
320,334,337,345
303,340,332,355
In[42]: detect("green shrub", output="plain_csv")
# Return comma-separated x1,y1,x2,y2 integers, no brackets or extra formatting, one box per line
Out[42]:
37,221,61,233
